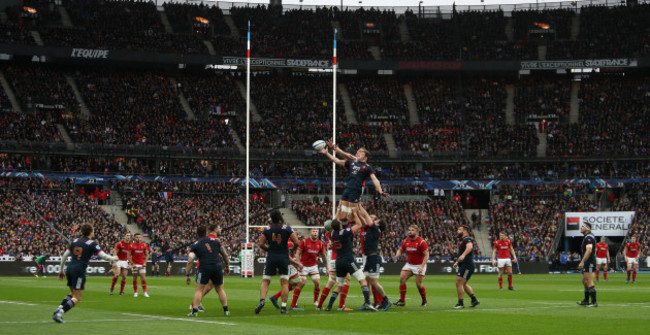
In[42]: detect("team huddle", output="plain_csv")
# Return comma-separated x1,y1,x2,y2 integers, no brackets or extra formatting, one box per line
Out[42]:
50,141,642,322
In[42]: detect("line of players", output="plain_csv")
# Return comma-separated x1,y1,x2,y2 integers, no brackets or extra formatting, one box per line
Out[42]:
109,232,152,297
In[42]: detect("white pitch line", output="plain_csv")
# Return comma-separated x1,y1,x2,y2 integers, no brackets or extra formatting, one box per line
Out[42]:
0,319,142,325
0,300,36,306
122,313,236,326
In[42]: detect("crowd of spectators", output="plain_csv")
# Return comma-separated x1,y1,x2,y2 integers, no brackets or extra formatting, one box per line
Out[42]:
0,110,63,143
514,77,570,124
3,65,80,112
612,182,649,261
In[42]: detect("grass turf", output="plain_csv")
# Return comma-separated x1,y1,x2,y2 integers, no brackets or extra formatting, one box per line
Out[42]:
0,273,646,334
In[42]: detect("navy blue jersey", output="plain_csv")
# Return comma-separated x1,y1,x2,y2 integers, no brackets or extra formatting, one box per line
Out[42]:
344,160,376,192
190,237,223,268
151,251,159,263
581,233,597,263
262,223,294,255
457,236,474,266
67,237,102,268
362,223,381,255
332,227,355,259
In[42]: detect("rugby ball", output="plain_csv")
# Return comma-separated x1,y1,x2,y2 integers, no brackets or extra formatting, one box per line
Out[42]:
312,140,327,151
324,219,333,232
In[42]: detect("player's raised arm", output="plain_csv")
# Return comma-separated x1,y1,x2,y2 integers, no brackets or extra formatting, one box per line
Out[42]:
369,174,389,198
320,147,346,167
326,139,356,160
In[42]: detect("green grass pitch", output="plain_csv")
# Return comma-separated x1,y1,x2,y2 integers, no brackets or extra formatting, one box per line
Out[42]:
0,273,646,334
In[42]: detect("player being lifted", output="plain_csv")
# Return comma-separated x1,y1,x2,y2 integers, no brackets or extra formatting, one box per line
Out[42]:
291,228,329,309
624,236,642,284
491,232,517,291
595,237,610,282
186,226,230,317
326,217,377,311
255,210,302,314
320,140,389,226
110,232,131,295
360,215,392,311
53,224,118,323
130,233,150,297
394,225,429,307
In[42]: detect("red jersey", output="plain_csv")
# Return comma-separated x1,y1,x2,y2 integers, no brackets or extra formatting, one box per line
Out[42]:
299,238,325,267
401,237,428,265
595,242,609,258
288,240,295,258
115,241,131,261
626,242,641,258
130,242,150,265
326,231,337,260
494,239,512,259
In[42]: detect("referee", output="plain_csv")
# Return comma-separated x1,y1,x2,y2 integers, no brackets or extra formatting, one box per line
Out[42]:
577,222,598,307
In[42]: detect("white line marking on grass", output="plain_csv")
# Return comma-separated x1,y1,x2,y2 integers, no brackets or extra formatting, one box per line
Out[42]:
0,300,36,306
0,319,142,325
122,313,236,326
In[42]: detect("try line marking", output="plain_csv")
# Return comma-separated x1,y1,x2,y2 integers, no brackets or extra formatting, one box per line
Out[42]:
122,313,236,326
0,319,142,325
0,300,36,306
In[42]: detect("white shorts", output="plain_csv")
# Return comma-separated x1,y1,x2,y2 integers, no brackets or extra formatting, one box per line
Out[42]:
116,260,129,269
301,265,320,277
133,264,146,274
596,257,608,265
289,265,299,277
497,258,512,268
401,263,426,276
627,258,639,265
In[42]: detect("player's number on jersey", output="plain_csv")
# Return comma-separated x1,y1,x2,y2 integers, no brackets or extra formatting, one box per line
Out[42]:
204,243,213,253
73,246,83,260
271,233,283,244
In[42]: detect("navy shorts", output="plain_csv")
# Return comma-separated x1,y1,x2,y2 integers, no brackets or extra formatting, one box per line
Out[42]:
582,260,596,274
264,254,289,276
196,265,224,286
336,257,361,278
66,265,86,290
363,254,382,275
456,263,475,281
341,188,362,203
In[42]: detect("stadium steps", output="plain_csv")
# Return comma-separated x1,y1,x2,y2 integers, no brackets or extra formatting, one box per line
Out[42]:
569,82,580,124
100,204,149,243
570,15,580,40
230,128,246,154
465,209,491,256
57,5,73,27
224,16,240,39
279,208,307,234
399,19,410,42
369,46,381,61
170,78,196,120
30,31,44,46
0,70,23,113
203,40,216,55
505,18,514,42
505,84,515,125
337,83,358,124
384,133,398,158
537,45,547,60
403,83,420,126
235,80,262,122
158,7,174,33
64,74,90,118
536,131,547,158
55,124,74,149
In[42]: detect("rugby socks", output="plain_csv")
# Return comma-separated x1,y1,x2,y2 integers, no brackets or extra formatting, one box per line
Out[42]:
133,279,138,293
60,295,76,313
469,294,478,303
627,271,631,280
373,288,383,304
58,294,72,309
584,288,589,302
418,286,427,302
633,271,637,281
120,279,126,293
588,286,597,304
361,285,371,304
595,270,599,280
223,305,229,312
457,298,464,306
507,275,513,288
142,279,147,293
314,287,320,303
399,284,407,302
273,290,282,300
327,291,339,309
318,287,331,307
339,284,350,308
498,277,503,289
111,276,118,290
603,270,607,280
291,288,301,308
259,298,266,306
